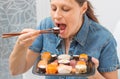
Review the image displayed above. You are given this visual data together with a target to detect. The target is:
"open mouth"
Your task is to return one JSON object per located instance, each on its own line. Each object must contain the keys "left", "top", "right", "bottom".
{"left": 56, "top": 23, "right": 66, "bottom": 34}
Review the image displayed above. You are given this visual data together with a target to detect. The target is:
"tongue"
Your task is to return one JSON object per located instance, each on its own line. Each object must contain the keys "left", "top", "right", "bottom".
{"left": 59, "top": 24, "right": 66, "bottom": 30}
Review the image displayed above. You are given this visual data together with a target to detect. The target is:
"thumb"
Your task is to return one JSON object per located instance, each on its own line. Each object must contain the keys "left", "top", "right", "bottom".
{"left": 91, "top": 57, "right": 99, "bottom": 69}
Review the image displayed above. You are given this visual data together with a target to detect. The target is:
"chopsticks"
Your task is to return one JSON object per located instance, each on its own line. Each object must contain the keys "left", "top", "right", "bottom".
{"left": 1, "top": 28, "right": 60, "bottom": 38}
{"left": 1, "top": 32, "right": 24, "bottom": 38}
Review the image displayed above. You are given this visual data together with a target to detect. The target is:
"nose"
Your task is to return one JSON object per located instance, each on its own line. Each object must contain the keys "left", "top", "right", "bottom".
{"left": 53, "top": 10, "right": 62, "bottom": 20}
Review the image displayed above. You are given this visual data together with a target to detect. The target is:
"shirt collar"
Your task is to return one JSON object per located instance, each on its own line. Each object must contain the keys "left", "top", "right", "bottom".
{"left": 74, "top": 14, "right": 91, "bottom": 46}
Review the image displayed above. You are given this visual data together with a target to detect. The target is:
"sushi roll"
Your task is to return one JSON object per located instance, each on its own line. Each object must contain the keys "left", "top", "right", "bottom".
{"left": 75, "top": 61, "right": 87, "bottom": 74}
{"left": 58, "top": 59, "right": 70, "bottom": 65}
{"left": 58, "top": 54, "right": 71, "bottom": 60}
{"left": 58, "top": 54, "right": 71, "bottom": 65}
{"left": 57, "top": 64, "right": 72, "bottom": 74}
{"left": 79, "top": 53, "right": 88, "bottom": 62}
{"left": 41, "top": 52, "right": 51, "bottom": 61}
{"left": 46, "top": 63, "right": 58, "bottom": 74}
{"left": 72, "top": 55, "right": 79, "bottom": 61}
{"left": 70, "top": 59, "right": 77, "bottom": 68}
{"left": 37, "top": 60, "right": 47, "bottom": 73}
{"left": 49, "top": 54, "right": 58, "bottom": 62}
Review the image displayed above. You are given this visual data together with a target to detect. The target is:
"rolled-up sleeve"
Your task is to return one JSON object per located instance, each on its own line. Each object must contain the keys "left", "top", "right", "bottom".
{"left": 98, "top": 36, "right": 120, "bottom": 72}
{"left": 29, "top": 35, "right": 43, "bottom": 53}
{"left": 29, "top": 19, "right": 45, "bottom": 53}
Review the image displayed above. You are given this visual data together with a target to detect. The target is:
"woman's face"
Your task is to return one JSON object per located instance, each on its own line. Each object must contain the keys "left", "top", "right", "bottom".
{"left": 50, "top": 0, "right": 87, "bottom": 38}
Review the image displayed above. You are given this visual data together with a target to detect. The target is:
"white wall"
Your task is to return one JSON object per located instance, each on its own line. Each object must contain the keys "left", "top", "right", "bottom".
{"left": 89, "top": 0, "right": 120, "bottom": 32}
{"left": 22, "top": 0, "right": 49, "bottom": 79}
{"left": 36, "top": 0, "right": 50, "bottom": 26}
{"left": 23, "top": 0, "right": 120, "bottom": 79}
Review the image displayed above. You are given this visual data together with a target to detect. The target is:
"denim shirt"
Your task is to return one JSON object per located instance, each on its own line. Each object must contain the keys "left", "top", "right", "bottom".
{"left": 29, "top": 15, "right": 120, "bottom": 79}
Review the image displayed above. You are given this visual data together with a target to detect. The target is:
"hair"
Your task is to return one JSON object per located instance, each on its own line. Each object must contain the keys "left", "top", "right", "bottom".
{"left": 75, "top": 0, "right": 99, "bottom": 23}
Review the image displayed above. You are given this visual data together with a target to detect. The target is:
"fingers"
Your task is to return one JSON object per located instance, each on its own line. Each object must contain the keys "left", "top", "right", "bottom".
{"left": 19, "top": 35, "right": 38, "bottom": 47}
{"left": 18, "top": 30, "right": 39, "bottom": 41}
{"left": 21, "top": 28, "right": 35, "bottom": 33}
{"left": 91, "top": 57, "right": 99, "bottom": 68}
{"left": 16, "top": 29, "right": 40, "bottom": 47}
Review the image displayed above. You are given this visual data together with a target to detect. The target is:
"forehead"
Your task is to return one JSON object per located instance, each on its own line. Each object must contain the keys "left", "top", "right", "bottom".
{"left": 50, "top": 0, "right": 78, "bottom": 6}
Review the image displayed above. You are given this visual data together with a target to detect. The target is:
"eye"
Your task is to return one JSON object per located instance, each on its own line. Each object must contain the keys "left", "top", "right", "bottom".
{"left": 51, "top": 6, "right": 57, "bottom": 11}
{"left": 63, "top": 9, "right": 70, "bottom": 12}
{"left": 62, "top": 7, "right": 70, "bottom": 12}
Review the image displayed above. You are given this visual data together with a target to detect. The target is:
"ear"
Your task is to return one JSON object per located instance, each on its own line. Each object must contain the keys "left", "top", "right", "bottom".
{"left": 80, "top": 1, "right": 88, "bottom": 14}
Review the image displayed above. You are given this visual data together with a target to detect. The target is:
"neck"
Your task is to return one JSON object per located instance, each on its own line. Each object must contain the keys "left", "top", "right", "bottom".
{"left": 64, "top": 37, "right": 73, "bottom": 54}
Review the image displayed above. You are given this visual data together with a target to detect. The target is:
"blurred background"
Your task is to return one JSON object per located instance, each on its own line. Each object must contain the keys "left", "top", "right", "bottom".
{"left": 0, "top": 0, "right": 120, "bottom": 79}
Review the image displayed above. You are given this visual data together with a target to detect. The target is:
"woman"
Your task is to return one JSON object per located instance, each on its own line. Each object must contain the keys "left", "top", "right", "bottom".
{"left": 9, "top": 0, "right": 120, "bottom": 79}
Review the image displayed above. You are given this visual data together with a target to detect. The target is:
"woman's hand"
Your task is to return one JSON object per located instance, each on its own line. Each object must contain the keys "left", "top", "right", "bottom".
{"left": 88, "top": 57, "right": 105, "bottom": 79}
{"left": 16, "top": 29, "right": 40, "bottom": 48}
{"left": 91, "top": 57, "right": 99, "bottom": 69}
{"left": 9, "top": 29, "right": 41, "bottom": 75}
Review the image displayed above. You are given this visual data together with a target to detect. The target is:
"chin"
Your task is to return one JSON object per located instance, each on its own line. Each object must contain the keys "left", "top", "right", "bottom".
{"left": 59, "top": 34, "right": 69, "bottom": 39}
{"left": 59, "top": 35, "right": 65, "bottom": 38}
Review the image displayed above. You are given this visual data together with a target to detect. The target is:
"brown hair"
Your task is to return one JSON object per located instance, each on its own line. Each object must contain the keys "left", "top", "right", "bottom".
{"left": 75, "top": 0, "right": 99, "bottom": 23}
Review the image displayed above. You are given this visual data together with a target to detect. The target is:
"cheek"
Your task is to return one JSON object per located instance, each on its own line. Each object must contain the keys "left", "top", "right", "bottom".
{"left": 67, "top": 16, "right": 81, "bottom": 32}
{"left": 50, "top": 11, "right": 55, "bottom": 19}
{"left": 66, "top": 15, "right": 76, "bottom": 23}
{"left": 50, "top": 12, "right": 53, "bottom": 18}
{"left": 67, "top": 12, "right": 80, "bottom": 23}
{"left": 68, "top": 17, "right": 79, "bottom": 27}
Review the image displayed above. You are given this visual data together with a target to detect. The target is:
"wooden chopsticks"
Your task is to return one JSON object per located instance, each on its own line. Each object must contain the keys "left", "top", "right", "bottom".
{"left": 1, "top": 28, "right": 60, "bottom": 38}
{"left": 1, "top": 32, "right": 24, "bottom": 38}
